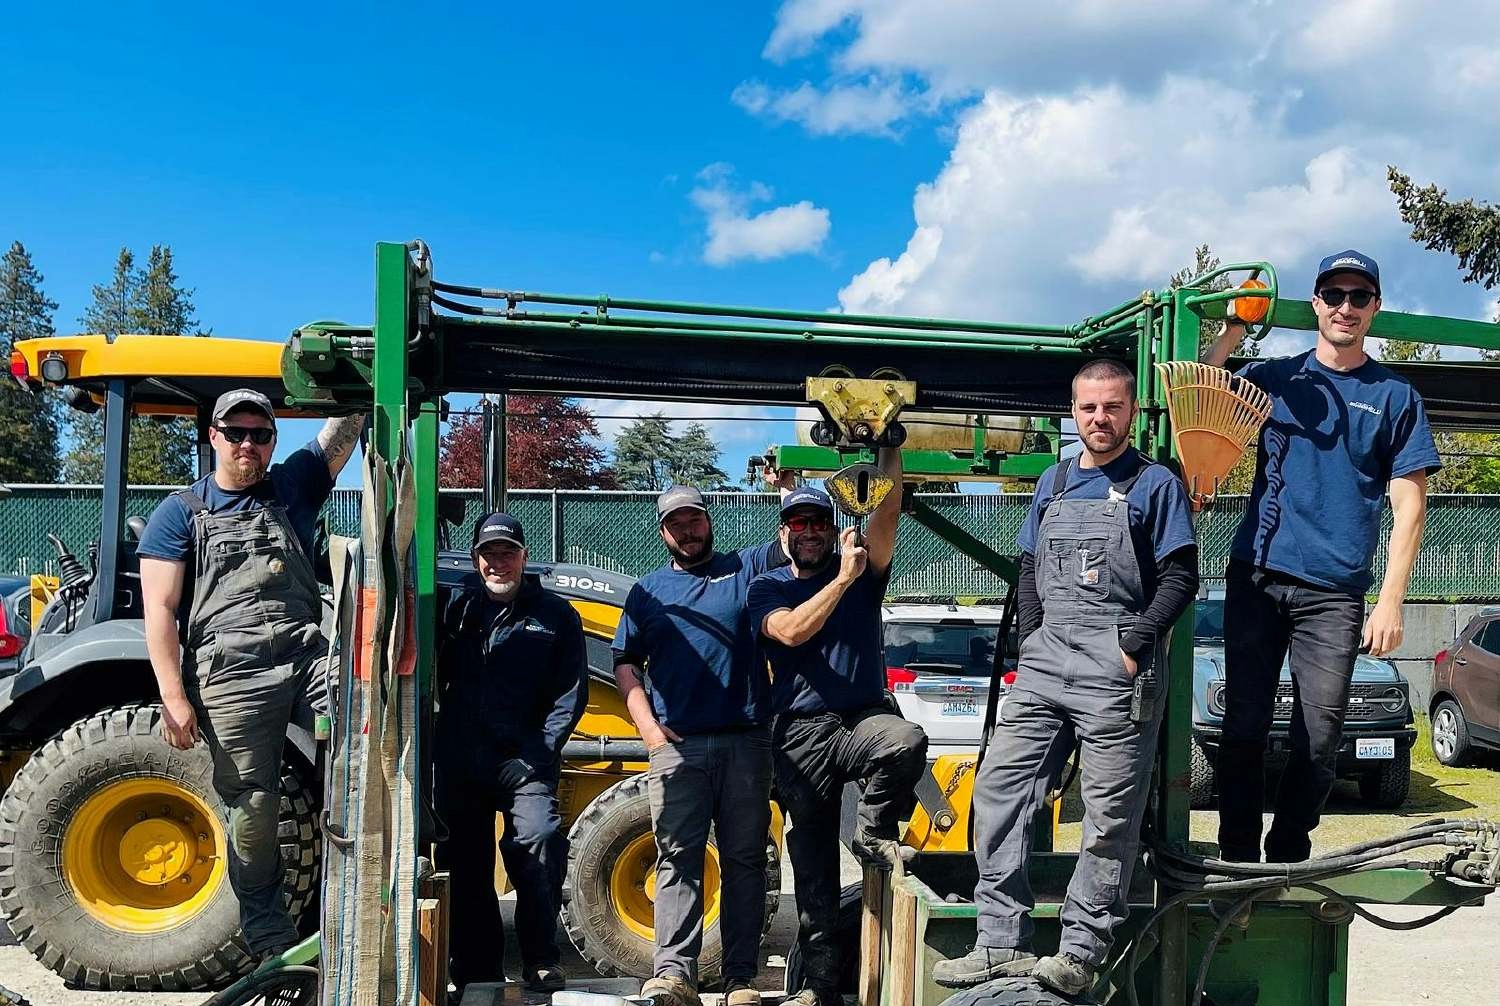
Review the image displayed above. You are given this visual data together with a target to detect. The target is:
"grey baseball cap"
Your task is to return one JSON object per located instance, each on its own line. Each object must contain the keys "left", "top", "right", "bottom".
{"left": 212, "top": 388, "right": 277, "bottom": 425}
{"left": 656, "top": 485, "right": 708, "bottom": 522}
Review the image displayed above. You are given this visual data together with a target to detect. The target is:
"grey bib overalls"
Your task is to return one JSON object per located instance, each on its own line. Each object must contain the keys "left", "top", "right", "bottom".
{"left": 971, "top": 454, "right": 1169, "bottom": 965}
{"left": 179, "top": 486, "right": 328, "bottom": 955}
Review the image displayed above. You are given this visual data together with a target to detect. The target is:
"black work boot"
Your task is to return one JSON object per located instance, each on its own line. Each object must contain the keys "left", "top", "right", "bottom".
{"left": 931, "top": 945, "right": 1038, "bottom": 988}
{"left": 1032, "top": 952, "right": 1096, "bottom": 996}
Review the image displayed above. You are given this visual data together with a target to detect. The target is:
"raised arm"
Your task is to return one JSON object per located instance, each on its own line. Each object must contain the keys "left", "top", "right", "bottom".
{"left": 1202, "top": 321, "right": 1247, "bottom": 369}
{"left": 1364, "top": 471, "right": 1428, "bottom": 657}
{"left": 863, "top": 446, "right": 903, "bottom": 575}
{"left": 317, "top": 414, "right": 366, "bottom": 479}
{"left": 141, "top": 557, "right": 197, "bottom": 749}
{"left": 759, "top": 527, "right": 867, "bottom": 647}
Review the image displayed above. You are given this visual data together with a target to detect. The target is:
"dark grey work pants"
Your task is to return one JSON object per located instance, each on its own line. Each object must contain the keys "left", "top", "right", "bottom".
{"left": 646, "top": 727, "right": 773, "bottom": 986}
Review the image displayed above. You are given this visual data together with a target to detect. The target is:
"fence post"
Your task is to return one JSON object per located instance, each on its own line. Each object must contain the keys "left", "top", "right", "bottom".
{"left": 551, "top": 489, "right": 561, "bottom": 563}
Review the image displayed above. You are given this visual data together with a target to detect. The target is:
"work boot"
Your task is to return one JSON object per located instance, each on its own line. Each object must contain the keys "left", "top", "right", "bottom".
{"left": 524, "top": 966, "right": 567, "bottom": 992}
{"left": 931, "top": 946, "right": 1037, "bottom": 988}
{"left": 781, "top": 989, "right": 823, "bottom": 1006}
{"left": 1032, "top": 953, "right": 1096, "bottom": 996}
{"left": 724, "top": 980, "right": 760, "bottom": 1006}
{"left": 642, "top": 974, "right": 701, "bottom": 1006}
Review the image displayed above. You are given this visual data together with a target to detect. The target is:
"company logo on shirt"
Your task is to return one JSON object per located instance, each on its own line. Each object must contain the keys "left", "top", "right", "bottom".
{"left": 1349, "top": 401, "right": 1382, "bottom": 417}
{"left": 709, "top": 573, "right": 736, "bottom": 583}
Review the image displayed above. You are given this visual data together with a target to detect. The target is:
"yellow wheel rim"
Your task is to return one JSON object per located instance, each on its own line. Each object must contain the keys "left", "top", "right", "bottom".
{"left": 61, "top": 777, "right": 227, "bottom": 933}
{"left": 607, "top": 833, "right": 721, "bottom": 942}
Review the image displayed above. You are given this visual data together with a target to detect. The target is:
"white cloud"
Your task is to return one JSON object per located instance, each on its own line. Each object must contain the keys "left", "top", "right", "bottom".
{"left": 690, "top": 163, "right": 831, "bottom": 266}
{"left": 732, "top": 77, "right": 916, "bottom": 137}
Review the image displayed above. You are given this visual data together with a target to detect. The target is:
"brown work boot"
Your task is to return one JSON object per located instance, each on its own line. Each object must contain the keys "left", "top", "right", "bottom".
{"left": 643, "top": 974, "right": 701, "bottom": 1006}
{"left": 724, "top": 981, "right": 760, "bottom": 1006}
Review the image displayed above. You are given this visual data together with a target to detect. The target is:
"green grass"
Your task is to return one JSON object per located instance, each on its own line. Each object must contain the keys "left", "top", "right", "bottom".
{"left": 1054, "top": 713, "right": 1499, "bottom": 854}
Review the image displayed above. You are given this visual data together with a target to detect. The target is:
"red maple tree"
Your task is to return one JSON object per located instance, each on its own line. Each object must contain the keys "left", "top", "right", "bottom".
{"left": 439, "top": 396, "right": 617, "bottom": 489}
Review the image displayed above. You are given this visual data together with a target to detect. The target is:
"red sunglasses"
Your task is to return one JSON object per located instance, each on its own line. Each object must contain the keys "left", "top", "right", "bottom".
{"left": 783, "top": 514, "right": 834, "bottom": 533}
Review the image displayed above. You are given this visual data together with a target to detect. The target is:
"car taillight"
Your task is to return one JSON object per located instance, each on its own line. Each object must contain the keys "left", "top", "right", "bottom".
{"left": 1434, "top": 648, "right": 1448, "bottom": 668}
{"left": 1002, "top": 670, "right": 1017, "bottom": 687}
{"left": 9, "top": 351, "right": 27, "bottom": 381}
{"left": 0, "top": 604, "right": 17, "bottom": 658}
{"left": 887, "top": 667, "right": 918, "bottom": 690}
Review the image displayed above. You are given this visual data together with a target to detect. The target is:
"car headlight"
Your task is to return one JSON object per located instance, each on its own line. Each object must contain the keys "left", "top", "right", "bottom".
{"left": 1377, "top": 685, "right": 1407, "bottom": 716}
{"left": 1207, "top": 679, "right": 1227, "bottom": 717}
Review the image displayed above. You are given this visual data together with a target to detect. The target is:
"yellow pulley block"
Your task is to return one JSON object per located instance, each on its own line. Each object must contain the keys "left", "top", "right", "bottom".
{"left": 825, "top": 463, "right": 897, "bottom": 518}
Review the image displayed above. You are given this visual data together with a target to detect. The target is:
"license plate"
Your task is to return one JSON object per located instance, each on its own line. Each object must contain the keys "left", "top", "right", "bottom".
{"left": 1356, "top": 738, "right": 1395, "bottom": 760}
{"left": 941, "top": 699, "right": 979, "bottom": 717}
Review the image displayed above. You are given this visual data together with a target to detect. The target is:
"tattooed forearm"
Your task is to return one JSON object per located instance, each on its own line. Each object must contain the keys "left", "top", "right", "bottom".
{"left": 318, "top": 414, "right": 365, "bottom": 477}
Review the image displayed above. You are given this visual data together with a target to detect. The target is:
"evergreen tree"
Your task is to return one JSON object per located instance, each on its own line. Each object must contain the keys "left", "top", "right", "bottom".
{"left": 669, "top": 422, "right": 730, "bottom": 490}
{"left": 64, "top": 246, "right": 203, "bottom": 484}
{"left": 612, "top": 414, "right": 676, "bottom": 491}
{"left": 0, "top": 241, "right": 63, "bottom": 481}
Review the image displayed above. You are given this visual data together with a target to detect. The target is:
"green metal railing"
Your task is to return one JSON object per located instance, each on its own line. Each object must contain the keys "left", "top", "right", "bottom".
{"left": 4, "top": 485, "right": 1498, "bottom": 600}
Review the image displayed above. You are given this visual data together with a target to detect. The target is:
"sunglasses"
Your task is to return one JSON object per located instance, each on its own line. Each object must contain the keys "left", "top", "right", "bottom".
{"left": 1317, "top": 288, "right": 1376, "bottom": 310}
{"left": 783, "top": 514, "right": 834, "bottom": 533}
{"left": 216, "top": 424, "right": 275, "bottom": 446}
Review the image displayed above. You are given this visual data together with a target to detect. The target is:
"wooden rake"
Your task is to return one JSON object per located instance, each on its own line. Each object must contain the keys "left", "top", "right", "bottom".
{"left": 1154, "top": 361, "right": 1273, "bottom": 511}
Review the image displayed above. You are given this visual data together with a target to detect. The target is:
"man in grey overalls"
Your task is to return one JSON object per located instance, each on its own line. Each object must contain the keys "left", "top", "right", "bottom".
{"left": 933, "top": 359, "right": 1199, "bottom": 996}
{"left": 139, "top": 389, "right": 363, "bottom": 962}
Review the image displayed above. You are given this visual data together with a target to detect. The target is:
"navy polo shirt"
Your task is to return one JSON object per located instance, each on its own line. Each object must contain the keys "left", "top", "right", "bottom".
{"left": 748, "top": 561, "right": 889, "bottom": 716}
{"left": 1232, "top": 351, "right": 1440, "bottom": 594}
{"left": 1018, "top": 449, "right": 1197, "bottom": 577}
{"left": 612, "top": 540, "right": 786, "bottom": 734}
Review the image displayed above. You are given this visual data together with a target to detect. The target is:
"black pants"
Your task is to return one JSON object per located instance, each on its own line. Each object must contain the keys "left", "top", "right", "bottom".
{"left": 774, "top": 704, "right": 927, "bottom": 999}
{"left": 1216, "top": 560, "right": 1364, "bottom": 863}
{"left": 435, "top": 764, "right": 566, "bottom": 988}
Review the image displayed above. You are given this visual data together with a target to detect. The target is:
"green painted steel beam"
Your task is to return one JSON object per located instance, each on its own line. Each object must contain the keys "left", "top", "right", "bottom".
{"left": 908, "top": 498, "right": 1019, "bottom": 585}
{"left": 1265, "top": 869, "right": 1491, "bottom": 907}
{"left": 1269, "top": 298, "right": 1500, "bottom": 352}
{"left": 771, "top": 444, "right": 1058, "bottom": 481}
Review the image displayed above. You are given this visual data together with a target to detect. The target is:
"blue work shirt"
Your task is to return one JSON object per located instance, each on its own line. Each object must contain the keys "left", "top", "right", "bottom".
{"left": 1018, "top": 449, "right": 1197, "bottom": 579}
{"left": 749, "top": 561, "right": 889, "bottom": 716}
{"left": 137, "top": 442, "right": 333, "bottom": 562}
{"left": 1232, "top": 351, "right": 1440, "bottom": 594}
{"left": 612, "top": 540, "right": 787, "bottom": 734}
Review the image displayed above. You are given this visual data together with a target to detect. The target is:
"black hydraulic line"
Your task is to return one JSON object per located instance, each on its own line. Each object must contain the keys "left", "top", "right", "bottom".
{"left": 1296, "top": 883, "right": 1484, "bottom": 930}
{"left": 432, "top": 292, "right": 507, "bottom": 317}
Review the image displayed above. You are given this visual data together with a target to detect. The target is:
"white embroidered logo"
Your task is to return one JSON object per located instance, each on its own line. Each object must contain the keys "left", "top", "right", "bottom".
{"left": 1350, "top": 401, "right": 1382, "bottom": 417}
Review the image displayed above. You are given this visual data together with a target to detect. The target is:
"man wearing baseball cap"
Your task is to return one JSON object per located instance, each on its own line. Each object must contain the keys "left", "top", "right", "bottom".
{"left": 748, "top": 448, "right": 926, "bottom": 1006}
{"left": 433, "top": 511, "right": 588, "bottom": 995}
{"left": 613, "top": 469, "right": 794, "bottom": 1006}
{"left": 139, "top": 390, "right": 364, "bottom": 962}
{"left": 1203, "top": 250, "right": 1439, "bottom": 863}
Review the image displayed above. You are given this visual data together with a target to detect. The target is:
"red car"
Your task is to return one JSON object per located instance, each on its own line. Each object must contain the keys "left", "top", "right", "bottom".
{"left": 1430, "top": 606, "right": 1500, "bottom": 766}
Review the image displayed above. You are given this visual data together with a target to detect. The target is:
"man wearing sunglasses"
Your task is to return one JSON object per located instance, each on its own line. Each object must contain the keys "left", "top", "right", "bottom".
{"left": 138, "top": 388, "right": 364, "bottom": 964}
{"left": 612, "top": 470, "right": 794, "bottom": 1006}
{"left": 1202, "top": 250, "right": 1439, "bottom": 865}
{"left": 748, "top": 449, "right": 926, "bottom": 1006}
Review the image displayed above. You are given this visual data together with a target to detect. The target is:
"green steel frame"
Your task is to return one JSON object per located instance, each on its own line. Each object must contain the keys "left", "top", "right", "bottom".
{"left": 288, "top": 243, "right": 1500, "bottom": 1006}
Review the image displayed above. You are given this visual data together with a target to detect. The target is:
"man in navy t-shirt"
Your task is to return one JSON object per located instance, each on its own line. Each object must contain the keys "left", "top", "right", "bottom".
{"left": 747, "top": 451, "right": 927, "bottom": 1006}
{"left": 613, "top": 474, "right": 792, "bottom": 1006}
{"left": 1203, "top": 250, "right": 1439, "bottom": 863}
{"left": 138, "top": 389, "right": 363, "bottom": 961}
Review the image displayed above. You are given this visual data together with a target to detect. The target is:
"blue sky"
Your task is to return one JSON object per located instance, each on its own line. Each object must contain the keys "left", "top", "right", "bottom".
{"left": 6, "top": 2, "right": 1498, "bottom": 486}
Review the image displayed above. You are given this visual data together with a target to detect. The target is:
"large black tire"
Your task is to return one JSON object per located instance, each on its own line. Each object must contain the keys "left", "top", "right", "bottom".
{"left": 0, "top": 705, "right": 319, "bottom": 991}
{"left": 941, "top": 976, "right": 1087, "bottom": 1006}
{"left": 784, "top": 882, "right": 861, "bottom": 997}
{"left": 561, "top": 773, "right": 780, "bottom": 983}
{"left": 1430, "top": 699, "right": 1473, "bottom": 767}
{"left": 1188, "top": 738, "right": 1216, "bottom": 810}
{"left": 1358, "top": 746, "right": 1411, "bottom": 809}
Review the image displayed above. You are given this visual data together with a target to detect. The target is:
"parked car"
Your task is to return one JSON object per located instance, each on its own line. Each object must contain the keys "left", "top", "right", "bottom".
{"left": 1429, "top": 606, "right": 1500, "bottom": 766}
{"left": 883, "top": 601, "right": 1015, "bottom": 757}
{"left": 0, "top": 576, "right": 30, "bottom": 677}
{"left": 1190, "top": 590, "right": 1415, "bottom": 809}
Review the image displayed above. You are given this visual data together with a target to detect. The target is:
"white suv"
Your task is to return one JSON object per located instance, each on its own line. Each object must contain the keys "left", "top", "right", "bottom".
{"left": 882, "top": 602, "right": 1015, "bottom": 757}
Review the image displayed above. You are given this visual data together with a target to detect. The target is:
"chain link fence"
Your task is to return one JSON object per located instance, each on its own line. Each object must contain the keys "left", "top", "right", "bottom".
{"left": 3, "top": 485, "right": 1498, "bottom": 600}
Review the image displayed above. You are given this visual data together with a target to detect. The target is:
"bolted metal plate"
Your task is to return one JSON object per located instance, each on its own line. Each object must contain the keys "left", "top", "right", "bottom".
{"left": 825, "top": 463, "right": 896, "bottom": 517}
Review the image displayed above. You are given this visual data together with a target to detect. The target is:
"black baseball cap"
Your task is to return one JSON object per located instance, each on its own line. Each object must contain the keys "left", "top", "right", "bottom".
{"left": 472, "top": 511, "right": 526, "bottom": 551}
{"left": 656, "top": 485, "right": 709, "bottom": 522}
{"left": 212, "top": 388, "right": 277, "bottom": 426}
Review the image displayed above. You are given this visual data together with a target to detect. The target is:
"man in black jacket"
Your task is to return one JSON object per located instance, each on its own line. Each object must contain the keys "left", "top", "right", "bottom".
{"left": 435, "top": 512, "right": 589, "bottom": 996}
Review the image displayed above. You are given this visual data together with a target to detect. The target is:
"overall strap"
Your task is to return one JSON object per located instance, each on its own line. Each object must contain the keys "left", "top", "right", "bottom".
{"left": 1108, "top": 448, "right": 1153, "bottom": 497}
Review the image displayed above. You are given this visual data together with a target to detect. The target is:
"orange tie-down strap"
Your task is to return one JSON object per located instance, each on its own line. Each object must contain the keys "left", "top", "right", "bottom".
{"left": 354, "top": 586, "right": 418, "bottom": 680}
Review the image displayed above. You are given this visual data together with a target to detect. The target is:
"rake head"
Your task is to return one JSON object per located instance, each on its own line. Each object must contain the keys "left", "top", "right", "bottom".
{"left": 1154, "top": 361, "right": 1273, "bottom": 510}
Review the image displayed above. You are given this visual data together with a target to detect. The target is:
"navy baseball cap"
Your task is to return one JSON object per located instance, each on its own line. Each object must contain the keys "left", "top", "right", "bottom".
{"left": 781, "top": 486, "right": 834, "bottom": 517}
{"left": 472, "top": 511, "right": 526, "bottom": 551}
{"left": 656, "top": 485, "right": 708, "bottom": 522}
{"left": 1314, "top": 250, "right": 1380, "bottom": 296}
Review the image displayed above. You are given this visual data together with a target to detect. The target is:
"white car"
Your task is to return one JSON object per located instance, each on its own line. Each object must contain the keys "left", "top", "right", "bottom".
{"left": 883, "top": 602, "right": 1015, "bottom": 757}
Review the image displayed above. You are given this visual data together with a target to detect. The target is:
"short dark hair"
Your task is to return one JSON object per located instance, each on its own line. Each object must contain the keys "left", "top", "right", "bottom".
{"left": 1072, "top": 358, "right": 1136, "bottom": 401}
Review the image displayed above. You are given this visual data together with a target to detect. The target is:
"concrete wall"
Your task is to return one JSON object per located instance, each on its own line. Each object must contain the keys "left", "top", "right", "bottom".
{"left": 1379, "top": 602, "right": 1493, "bottom": 711}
